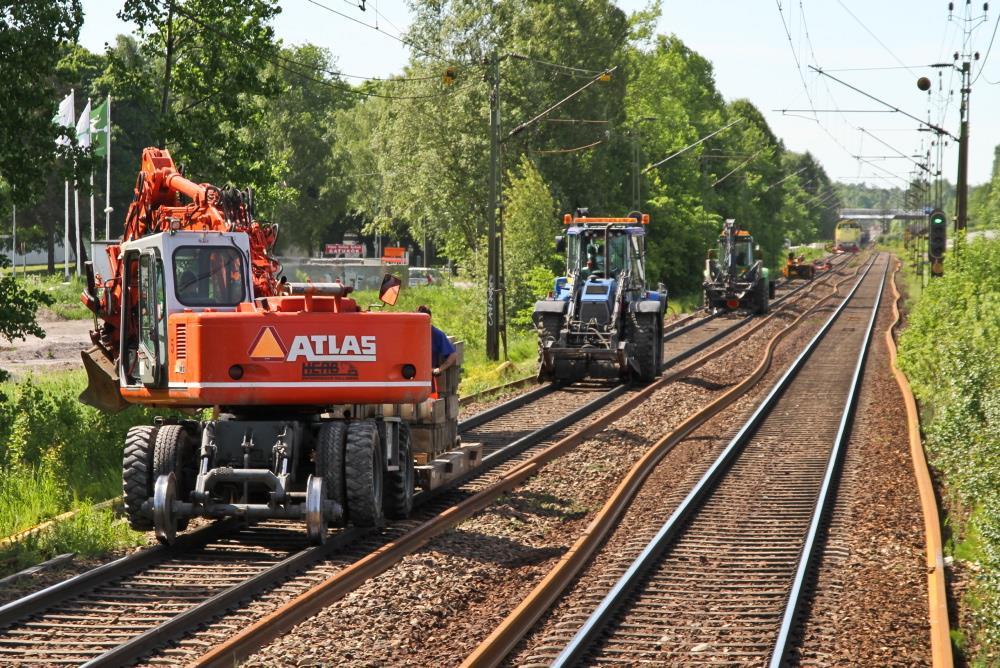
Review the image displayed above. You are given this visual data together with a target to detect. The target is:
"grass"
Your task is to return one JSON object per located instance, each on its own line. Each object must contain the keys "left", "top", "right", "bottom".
{"left": 0, "top": 504, "right": 145, "bottom": 576}
{"left": 13, "top": 273, "right": 92, "bottom": 320}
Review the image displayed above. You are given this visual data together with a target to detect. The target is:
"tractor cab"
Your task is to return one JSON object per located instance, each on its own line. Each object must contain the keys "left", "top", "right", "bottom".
{"left": 534, "top": 211, "right": 666, "bottom": 383}
{"left": 703, "top": 218, "right": 773, "bottom": 315}
{"left": 116, "top": 230, "right": 253, "bottom": 389}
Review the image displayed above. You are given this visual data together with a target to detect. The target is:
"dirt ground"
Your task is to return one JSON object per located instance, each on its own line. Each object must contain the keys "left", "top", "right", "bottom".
{"left": 0, "top": 312, "right": 91, "bottom": 378}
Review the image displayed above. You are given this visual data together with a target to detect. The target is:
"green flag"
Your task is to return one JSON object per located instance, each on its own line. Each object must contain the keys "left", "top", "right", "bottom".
{"left": 91, "top": 98, "right": 109, "bottom": 157}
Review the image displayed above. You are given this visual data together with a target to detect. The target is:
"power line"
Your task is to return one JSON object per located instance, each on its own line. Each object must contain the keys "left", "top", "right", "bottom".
{"left": 302, "top": 0, "right": 453, "bottom": 63}
{"left": 712, "top": 148, "right": 768, "bottom": 187}
{"left": 534, "top": 139, "right": 605, "bottom": 154}
{"left": 643, "top": 118, "right": 744, "bottom": 174}
{"left": 174, "top": 5, "right": 473, "bottom": 100}
{"left": 972, "top": 12, "right": 1000, "bottom": 84}
{"left": 835, "top": 0, "right": 919, "bottom": 76}
{"left": 507, "top": 66, "right": 618, "bottom": 139}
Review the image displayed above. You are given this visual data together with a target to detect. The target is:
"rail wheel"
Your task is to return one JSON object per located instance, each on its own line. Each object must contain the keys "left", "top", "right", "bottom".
{"left": 153, "top": 424, "right": 194, "bottom": 532}
{"left": 123, "top": 425, "right": 157, "bottom": 531}
{"left": 345, "top": 420, "right": 384, "bottom": 527}
{"left": 383, "top": 422, "right": 414, "bottom": 519}
{"left": 316, "top": 421, "right": 347, "bottom": 519}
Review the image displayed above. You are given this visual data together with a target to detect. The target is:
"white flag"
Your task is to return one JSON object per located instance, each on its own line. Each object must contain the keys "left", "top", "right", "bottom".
{"left": 54, "top": 90, "right": 75, "bottom": 147}
{"left": 76, "top": 99, "right": 91, "bottom": 148}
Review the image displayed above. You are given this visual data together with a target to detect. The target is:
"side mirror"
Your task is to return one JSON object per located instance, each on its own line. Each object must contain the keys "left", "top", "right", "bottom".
{"left": 555, "top": 235, "right": 566, "bottom": 253}
{"left": 379, "top": 273, "right": 402, "bottom": 306}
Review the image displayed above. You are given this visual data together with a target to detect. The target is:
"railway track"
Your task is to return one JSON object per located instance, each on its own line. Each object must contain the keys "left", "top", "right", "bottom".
{"left": 0, "top": 254, "right": 855, "bottom": 666}
{"left": 534, "top": 253, "right": 889, "bottom": 666}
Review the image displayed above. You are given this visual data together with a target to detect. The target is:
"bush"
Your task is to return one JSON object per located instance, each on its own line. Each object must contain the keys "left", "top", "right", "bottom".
{"left": 0, "top": 371, "right": 179, "bottom": 536}
{"left": 898, "top": 238, "right": 1000, "bottom": 654}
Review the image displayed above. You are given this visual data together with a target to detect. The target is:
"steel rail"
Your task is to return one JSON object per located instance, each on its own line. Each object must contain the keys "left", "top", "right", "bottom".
{"left": 768, "top": 258, "right": 887, "bottom": 666}
{"left": 1, "top": 255, "right": 852, "bottom": 665}
{"left": 51, "top": 385, "right": 625, "bottom": 668}
{"left": 883, "top": 258, "right": 953, "bottom": 667}
{"left": 459, "top": 254, "right": 874, "bottom": 668}
{"left": 192, "top": 254, "right": 863, "bottom": 668}
{"left": 550, "top": 254, "right": 883, "bottom": 667}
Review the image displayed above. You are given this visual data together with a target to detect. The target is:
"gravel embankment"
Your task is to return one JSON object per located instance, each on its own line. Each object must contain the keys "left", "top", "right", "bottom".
{"left": 242, "top": 276, "right": 846, "bottom": 667}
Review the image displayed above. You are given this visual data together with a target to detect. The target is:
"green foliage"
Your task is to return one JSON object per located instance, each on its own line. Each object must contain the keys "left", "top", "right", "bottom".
{"left": 503, "top": 156, "right": 560, "bottom": 324}
{"left": 16, "top": 274, "right": 91, "bottom": 320}
{"left": 0, "top": 505, "right": 145, "bottom": 575}
{"left": 898, "top": 238, "right": 1000, "bottom": 656}
{"left": 0, "top": 258, "right": 55, "bottom": 357}
{"left": 0, "top": 371, "right": 178, "bottom": 535}
{"left": 0, "top": 1, "right": 83, "bottom": 210}
{"left": 112, "top": 0, "right": 283, "bottom": 195}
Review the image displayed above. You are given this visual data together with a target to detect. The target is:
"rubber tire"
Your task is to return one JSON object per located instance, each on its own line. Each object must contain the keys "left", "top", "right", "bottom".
{"left": 345, "top": 420, "right": 384, "bottom": 527}
{"left": 316, "top": 421, "right": 347, "bottom": 516}
{"left": 535, "top": 313, "right": 562, "bottom": 382}
{"left": 153, "top": 425, "right": 193, "bottom": 531}
{"left": 768, "top": 278, "right": 776, "bottom": 298}
{"left": 383, "top": 423, "right": 414, "bottom": 520}
{"left": 123, "top": 425, "right": 157, "bottom": 531}
{"left": 755, "top": 278, "right": 770, "bottom": 315}
{"left": 627, "top": 313, "right": 661, "bottom": 384}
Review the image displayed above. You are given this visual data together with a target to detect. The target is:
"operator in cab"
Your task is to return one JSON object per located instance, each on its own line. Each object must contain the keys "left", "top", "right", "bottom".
{"left": 416, "top": 304, "right": 457, "bottom": 377}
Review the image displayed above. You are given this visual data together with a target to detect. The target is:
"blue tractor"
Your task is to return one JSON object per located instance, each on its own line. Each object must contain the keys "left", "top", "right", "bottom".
{"left": 532, "top": 210, "right": 667, "bottom": 383}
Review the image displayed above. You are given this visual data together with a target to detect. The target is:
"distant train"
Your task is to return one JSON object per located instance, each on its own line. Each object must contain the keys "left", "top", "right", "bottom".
{"left": 834, "top": 220, "right": 868, "bottom": 253}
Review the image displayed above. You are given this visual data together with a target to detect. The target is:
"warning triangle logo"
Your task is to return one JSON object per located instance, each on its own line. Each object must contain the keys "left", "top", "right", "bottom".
{"left": 248, "top": 326, "right": 287, "bottom": 361}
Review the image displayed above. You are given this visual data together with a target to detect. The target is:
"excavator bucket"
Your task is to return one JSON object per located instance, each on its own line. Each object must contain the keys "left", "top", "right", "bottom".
{"left": 80, "top": 345, "right": 129, "bottom": 413}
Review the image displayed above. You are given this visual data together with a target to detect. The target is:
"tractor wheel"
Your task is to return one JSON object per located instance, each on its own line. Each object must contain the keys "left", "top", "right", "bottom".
{"left": 755, "top": 278, "right": 770, "bottom": 315}
{"left": 535, "top": 313, "right": 562, "bottom": 382}
{"left": 383, "top": 422, "right": 414, "bottom": 520}
{"left": 768, "top": 279, "right": 776, "bottom": 299}
{"left": 627, "top": 313, "right": 661, "bottom": 383}
{"left": 345, "top": 420, "right": 384, "bottom": 527}
{"left": 123, "top": 425, "right": 157, "bottom": 531}
{"left": 316, "top": 421, "right": 348, "bottom": 518}
{"left": 153, "top": 425, "right": 195, "bottom": 531}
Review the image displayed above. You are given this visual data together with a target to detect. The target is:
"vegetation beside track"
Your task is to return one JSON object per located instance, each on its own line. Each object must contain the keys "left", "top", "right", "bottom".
{"left": 0, "top": 371, "right": 172, "bottom": 572}
{"left": 897, "top": 238, "right": 1000, "bottom": 663}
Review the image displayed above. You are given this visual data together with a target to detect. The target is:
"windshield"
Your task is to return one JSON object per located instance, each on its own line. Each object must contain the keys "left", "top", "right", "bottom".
{"left": 568, "top": 229, "right": 629, "bottom": 278}
{"left": 719, "top": 238, "right": 754, "bottom": 268}
{"left": 173, "top": 246, "right": 246, "bottom": 307}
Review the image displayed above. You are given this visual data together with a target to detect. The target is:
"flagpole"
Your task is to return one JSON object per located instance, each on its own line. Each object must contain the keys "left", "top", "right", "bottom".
{"left": 74, "top": 176, "right": 81, "bottom": 275}
{"left": 64, "top": 180, "right": 70, "bottom": 280}
{"left": 105, "top": 94, "right": 112, "bottom": 240}
{"left": 11, "top": 201, "right": 15, "bottom": 279}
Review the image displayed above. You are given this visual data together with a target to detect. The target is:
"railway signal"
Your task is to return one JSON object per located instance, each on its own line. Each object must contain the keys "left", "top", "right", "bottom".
{"left": 928, "top": 208, "right": 946, "bottom": 276}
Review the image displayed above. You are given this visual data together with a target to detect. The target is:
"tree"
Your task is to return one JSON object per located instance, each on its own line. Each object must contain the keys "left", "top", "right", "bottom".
{"left": 0, "top": 1, "right": 83, "bottom": 211}
{"left": 0, "top": 257, "right": 54, "bottom": 380}
{"left": 262, "top": 45, "right": 354, "bottom": 256}
{"left": 503, "top": 156, "right": 560, "bottom": 323}
{"left": 112, "top": 0, "right": 283, "bottom": 195}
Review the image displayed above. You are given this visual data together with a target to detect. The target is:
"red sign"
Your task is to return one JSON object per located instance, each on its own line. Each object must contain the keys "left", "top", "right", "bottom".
{"left": 382, "top": 246, "right": 407, "bottom": 264}
{"left": 324, "top": 243, "right": 364, "bottom": 257}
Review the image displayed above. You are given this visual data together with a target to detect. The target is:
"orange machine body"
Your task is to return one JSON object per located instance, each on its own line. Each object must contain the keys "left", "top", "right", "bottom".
{"left": 121, "top": 305, "right": 432, "bottom": 407}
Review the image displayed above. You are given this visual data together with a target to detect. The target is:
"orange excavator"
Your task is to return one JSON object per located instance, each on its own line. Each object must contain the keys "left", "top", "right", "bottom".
{"left": 81, "top": 148, "right": 434, "bottom": 543}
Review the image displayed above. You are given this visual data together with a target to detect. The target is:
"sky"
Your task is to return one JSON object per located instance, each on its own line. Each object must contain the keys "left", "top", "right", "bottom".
{"left": 78, "top": 0, "right": 1000, "bottom": 187}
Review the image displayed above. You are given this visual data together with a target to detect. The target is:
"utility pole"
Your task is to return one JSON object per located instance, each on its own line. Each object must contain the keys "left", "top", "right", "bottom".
{"left": 485, "top": 50, "right": 505, "bottom": 361}
{"left": 956, "top": 59, "right": 970, "bottom": 233}
{"left": 160, "top": 0, "right": 175, "bottom": 146}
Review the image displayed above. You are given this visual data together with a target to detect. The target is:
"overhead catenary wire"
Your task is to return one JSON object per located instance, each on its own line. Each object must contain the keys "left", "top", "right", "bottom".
{"left": 534, "top": 139, "right": 606, "bottom": 155}
{"left": 834, "top": 0, "right": 920, "bottom": 76}
{"left": 173, "top": 4, "right": 475, "bottom": 100}
{"left": 642, "top": 118, "right": 744, "bottom": 174}
{"left": 972, "top": 12, "right": 1000, "bottom": 84}
{"left": 507, "top": 66, "right": 618, "bottom": 139}
{"left": 857, "top": 127, "right": 930, "bottom": 173}
{"left": 712, "top": 148, "right": 768, "bottom": 187}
